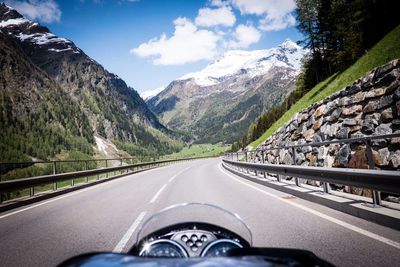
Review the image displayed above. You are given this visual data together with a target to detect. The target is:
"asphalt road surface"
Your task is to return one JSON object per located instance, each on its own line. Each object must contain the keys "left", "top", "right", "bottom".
{"left": 0, "top": 158, "right": 399, "bottom": 266}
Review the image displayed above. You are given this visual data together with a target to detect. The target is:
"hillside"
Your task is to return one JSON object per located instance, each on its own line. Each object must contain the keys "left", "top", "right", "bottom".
{"left": 147, "top": 40, "right": 306, "bottom": 144}
{"left": 0, "top": 3, "right": 182, "bottom": 161}
{"left": 250, "top": 25, "right": 400, "bottom": 148}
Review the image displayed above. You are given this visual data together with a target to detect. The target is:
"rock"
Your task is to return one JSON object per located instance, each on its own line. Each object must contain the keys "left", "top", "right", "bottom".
{"left": 381, "top": 107, "right": 393, "bottom": 121}
{"left": 324, "top": 154, "right": 335, "bottom": 167}
{"left": 397, "top": 101, "right": 400, "bottom": 116}
{"left": 306, "top": 115, "right": 315, "bottom": 128}
{"left": 390, "top": 151, "right": 400, "bottom": 168}
{"left": 390, "top": 130, "right": 400, "bottom": 144}
{"left": 301, "top": 145, "right": 312, "bottom": 154}
{"left": 328, "top": 143, "right": 341, "bottom": 155}
{"left": 314, "top": 105, "right": 326, "bottom": 117}
{"left": 349, "top": 125, "right": 362, "bottom": 133}
{"left": 333, "top": 144, "right": 351, "bottom": 167}
{"left": 373, "top": 69, "right": 396, "bottom": 88}
{"left": 365, "top": 88, "right": 386, "bottom": 98}
{"left": 347, "top": 84, "right": 361, "bottom": 95}
{"left": 306, "top": 152, "right": 317, "bottom": 166}
{"left": 295, "top": 152, "right": 305, "bottom": 165}
{"left": 336, "top": 127, "right": 349, "bottom": 139}
{"left": 312, "top": 118, "right": 323, "bottom": 130}
{"left": 313, "top": 132, "right": 323, "bottom": 143}
{"left": 363, "top": 95, "right": 393, "bottom": 113}
{"left": 317, "top": 146, "right": 328, "bottom": 161}
{"left": 394, "top": 88, "right": 400, "bottom": 100}
{"left": 342, "top": 105, "right": 362, "bottom": 116}
{"left": 303, "top": 128, "right": 315, "bottom": 142}
{"left": 348, "top": 146, "right": 369, "bottom": 169}
{"left": 329, "top": 108, "right": 342, "bottom": 122}
{"left": 343, "top": 118, "right": 358, "bottom": 126}
{"left": 350, "top": 91, "right": 365, "bottom": 104}
{"left": 374, "top": 123, "right": 392, "bottom": 136}
{"left": 373, "top": 148, "right": 390, "bottom": 166}
{"left": 386, "top": 80, "right": 399, "bottom": 94}
{"left": 373, "top": 62, "right": 396, "bottom": 79}
{"left": 339, "top": 96, "right": 351, "bottom": 106}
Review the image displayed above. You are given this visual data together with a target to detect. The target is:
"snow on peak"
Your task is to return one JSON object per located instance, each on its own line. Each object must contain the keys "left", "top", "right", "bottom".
{"left": 178, "top": 39, "right": 305, "bottom": 87}
{"left": 140, "top": 85, "right": 166, "bottom": 100}
{"left": 0, "top": 5, "right": 79, "bottom": 53}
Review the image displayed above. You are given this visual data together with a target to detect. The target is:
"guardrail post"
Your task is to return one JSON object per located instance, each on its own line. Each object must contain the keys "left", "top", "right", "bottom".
{"left": 53, "top": 162, "right": 57, "bottom": 191}
{"left": 261, "top": 150, "right": 266, "bottom": 178}
{"left": 292, "top": 147, "right": 300, "bottom": 187}
{"left": 365, "top": 140, "right": 381, "bottom": 206}
{"left": 85, "top": 161, "right": 89, "bottom": 183}
{"left": 105, "top": 159, "right": 108, "bottom": 178}
{"left": 30, "top": 187, "right": 34, "bottom": 197}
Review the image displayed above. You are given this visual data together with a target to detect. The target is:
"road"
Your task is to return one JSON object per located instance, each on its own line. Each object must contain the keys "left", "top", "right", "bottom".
{"left": 0, "top": 158, "right": 399, "bottom": 266}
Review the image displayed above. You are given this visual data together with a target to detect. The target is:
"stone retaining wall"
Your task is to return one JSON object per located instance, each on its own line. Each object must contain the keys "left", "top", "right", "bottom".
{"left": 256, "top": 59, "right": 400, "bottom": 197}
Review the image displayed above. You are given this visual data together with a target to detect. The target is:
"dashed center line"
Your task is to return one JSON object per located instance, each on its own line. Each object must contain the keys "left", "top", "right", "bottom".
{"left": 150, "top": 184, "right": 167, "bottom": 203}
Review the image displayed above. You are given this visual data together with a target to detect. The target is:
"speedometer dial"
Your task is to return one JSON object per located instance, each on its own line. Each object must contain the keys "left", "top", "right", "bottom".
{"left": 201, "top": 239, "right": 243, "bottom": 257}
{"left": 139, "top": 240, "right": 188, "bottom": 258}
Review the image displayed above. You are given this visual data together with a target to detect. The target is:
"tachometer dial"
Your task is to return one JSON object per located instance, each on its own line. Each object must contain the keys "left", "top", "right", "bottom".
{"left": 139, "top": 240, "right": 188, "bottom": 258}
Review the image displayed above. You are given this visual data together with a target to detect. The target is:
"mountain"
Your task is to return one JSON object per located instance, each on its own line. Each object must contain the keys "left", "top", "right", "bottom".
{"left": 147, "top": 40, "right": 306, "bottom": 143}
{"left": 0, "top": 3, "right": 181, "bottom": 161}
{"left": 140, "top": 85, "right": 166, "bottom": 101}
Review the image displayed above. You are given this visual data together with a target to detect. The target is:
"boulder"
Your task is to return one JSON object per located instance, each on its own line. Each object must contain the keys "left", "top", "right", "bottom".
{"left": 336, "top": 127, "right": 349, "bottom": 139}
{"left": 348, "top": 146, "right": 369, "bottom": 169}
{"left": 374, "top": 123, "right": 392, "bottom": 135}
{"left": 390, "top": 151, "right": 400, "bottom": 168}
{"left": 381, "top": 107, "right": 393, "bottom": 121}
{"left": 372, "top": 147, "right": 390, "bottom": 166}
{"left": 342, "top": 105, "right": 362, "bottom": 116}
{"left": 333, "top": 144, "right": 351, "bottom": 167}
{"left": 303, "top": 128, "right": 315, "bottom": 142}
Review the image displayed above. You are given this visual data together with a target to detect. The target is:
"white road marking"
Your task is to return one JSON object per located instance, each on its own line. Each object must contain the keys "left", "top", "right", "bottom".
{"left": 0, "top": 181, "right": 118, "bottom": 220}
{"left": 167, "top": 166, "right": 192, "bottom": 183}
{"left": 113, "top": 211, "right": 147, "bottom": 253}
{"left": 150, "top": 184, "right": 167, "bottom": 203}
{"left": 219, "top": 163, "right": 400, "bottom": 250}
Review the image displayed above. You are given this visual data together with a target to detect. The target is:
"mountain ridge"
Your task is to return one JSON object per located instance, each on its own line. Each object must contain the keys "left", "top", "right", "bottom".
{"left": 0, "top": 3, "right": 181, "bottom": 161}
{"left": 146, "top": 39, "right": 306, "bottom": 143}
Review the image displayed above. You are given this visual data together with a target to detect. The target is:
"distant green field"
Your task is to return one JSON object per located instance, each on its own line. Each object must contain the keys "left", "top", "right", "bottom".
{"left": 162, "top": 144, "right": 229, "bottom": 159}
{"left": 250, "top": 25, "right": 400, "bottom": 149}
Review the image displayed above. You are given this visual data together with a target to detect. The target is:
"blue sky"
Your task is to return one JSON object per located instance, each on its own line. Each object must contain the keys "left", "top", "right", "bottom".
{"left": 5, "top": 0, "right": 303, "bottom": 93}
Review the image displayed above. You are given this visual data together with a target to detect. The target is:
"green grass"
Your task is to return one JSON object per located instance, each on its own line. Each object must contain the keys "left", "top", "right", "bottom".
{"left": 162, "top": 144, "right": 229, "bottom": 159}
{"left": 250, "top": 25, "right": 400, "bottom": 148}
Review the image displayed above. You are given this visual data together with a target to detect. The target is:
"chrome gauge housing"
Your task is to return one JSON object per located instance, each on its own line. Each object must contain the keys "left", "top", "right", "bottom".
{"left": 201, "top": 239, "right": 243, "bottom": 257}
{"left": 139, "top": 239, "right": 188, "bottom": 258}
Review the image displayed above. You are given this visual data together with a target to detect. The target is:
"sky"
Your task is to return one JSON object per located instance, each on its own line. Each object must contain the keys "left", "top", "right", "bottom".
{"left": 4, "top": 0, "right": 303, "bottom": 94}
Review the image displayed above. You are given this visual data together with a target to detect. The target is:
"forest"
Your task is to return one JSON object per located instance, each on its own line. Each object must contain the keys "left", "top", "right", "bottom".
{"left": 232, "top": 0, "right": 400, "bottom": 151}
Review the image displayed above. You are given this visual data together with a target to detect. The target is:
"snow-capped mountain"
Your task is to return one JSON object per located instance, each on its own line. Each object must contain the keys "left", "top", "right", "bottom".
{"left": 140, "top": 85, "right": 166, "bottom": 101}
{"left": 147, "top": 40, "right": 306, "bottom": 143}
{"left": 178, "top": 39, "right": 305, "bottom": 87}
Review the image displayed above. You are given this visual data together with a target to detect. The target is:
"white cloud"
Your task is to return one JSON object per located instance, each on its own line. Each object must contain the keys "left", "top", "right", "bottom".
{"left": 5, "top": 0, "right": 61, "bottom": 23}
{"left": 195, "top": 6, "right": 236, "bottom": 27}
{"left": 231, "top": 0, "right": 296, "bottom": 31}
{"left": 209, "top": 0, "right": 229, "bottom": 7}
{"left": 228, "top": 24, "right": 261, "bottom": 49}
{"left": 131, "top": 17, "right": 220, "bottom": 65}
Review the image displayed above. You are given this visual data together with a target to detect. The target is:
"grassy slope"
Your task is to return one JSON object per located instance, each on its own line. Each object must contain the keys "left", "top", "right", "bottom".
{"left": 161, "top": 144, "right": 229, "bottom": 159}
{"left": 250, "top": 25, "right": 400, "bottom": 148}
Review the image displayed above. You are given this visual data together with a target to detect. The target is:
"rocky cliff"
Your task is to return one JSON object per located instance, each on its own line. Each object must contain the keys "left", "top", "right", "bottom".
{"left": 257, "top": 59, "right": 400, "bottom": 195}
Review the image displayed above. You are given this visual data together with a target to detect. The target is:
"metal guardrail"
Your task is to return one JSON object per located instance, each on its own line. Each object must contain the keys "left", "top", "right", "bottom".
{"left": 225, "top": 133, "right": 400, "bottom": 206}
{"left": 0, "top": 157, "right": 208, "bottom": 203}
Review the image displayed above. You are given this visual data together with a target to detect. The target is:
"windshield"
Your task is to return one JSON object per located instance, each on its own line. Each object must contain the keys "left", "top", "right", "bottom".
{"left": 136, "top": 203, "right": 252, "bottom": 246}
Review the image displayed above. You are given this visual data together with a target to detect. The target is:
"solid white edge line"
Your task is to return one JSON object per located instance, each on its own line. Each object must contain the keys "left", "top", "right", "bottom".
{"left": 113, "top": 211, "right": 147, "bottom": 253}
{"left": 150, "top": 184, "right": 167, "bottom": 203}
{"left": 0, "top": 181, "right": 117, "bottom": 220}
{"left": 219, "top": 163, "right": 400, "bottom": 250}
